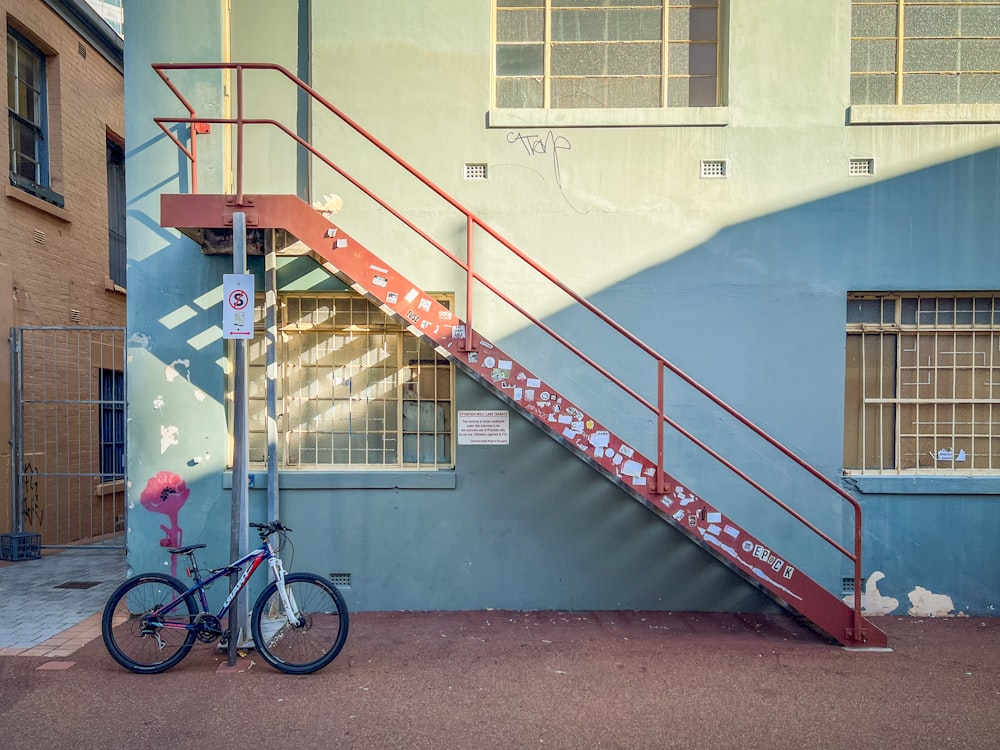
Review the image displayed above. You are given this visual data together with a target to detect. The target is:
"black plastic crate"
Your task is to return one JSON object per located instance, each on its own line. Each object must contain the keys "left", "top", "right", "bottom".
{"left": 0, "top": 532, "right": 41, "bottom": 561}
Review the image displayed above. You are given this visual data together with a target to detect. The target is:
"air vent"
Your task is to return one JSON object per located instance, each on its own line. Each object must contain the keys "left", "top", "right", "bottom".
{"left": 842, "top": 576, "right": 866, "bottom": 595}
{"left": 78, "top": 42, "right": 87, "bottom": 58}
{"left": 33, "top": 229, "right": 45, "bottom": 245}
{"left": 464, "top": 163, "right": 488, "bottom": 180}
{"left": 70, "top": 309, "right": 82, "bottom": 324}
{"left": 849, "top": 158, "right": 875, "bottom": 176}
{"left": 700, "top": 159, "right": 727, "bottom": 179}
{"left": 330, "top": 572, "right": 352, "bottom": 589}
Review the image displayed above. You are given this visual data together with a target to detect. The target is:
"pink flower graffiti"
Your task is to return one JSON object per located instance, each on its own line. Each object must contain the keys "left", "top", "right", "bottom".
{"left": 140, "top": 471, "right": 190, "bottom": 575}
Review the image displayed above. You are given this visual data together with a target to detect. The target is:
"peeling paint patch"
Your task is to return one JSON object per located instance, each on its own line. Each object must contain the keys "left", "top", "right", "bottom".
{"left": 166, "top": 359, "right": 190, "bottom": 382}
{"left": 160, "top": 425, "right": 179, "bottom": 454}
{"left": 907, "top": 586, "right": 966, "bottom": 617}
{"left": 844, "top": 570, "right": 898, "bottom": 616}
{"left": 153, "top": 395, "right": 165, "bottom": 411}
{"left": 128, "top": 332, "right": 150, "bottom": 349}
{"left": 193, "top": 389, "right": 206, "bottom": 402}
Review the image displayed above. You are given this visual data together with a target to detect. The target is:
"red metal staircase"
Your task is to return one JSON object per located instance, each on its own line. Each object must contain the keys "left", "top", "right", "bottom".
{"left": 153, "top": 63, "right": 889, "bottom": 648}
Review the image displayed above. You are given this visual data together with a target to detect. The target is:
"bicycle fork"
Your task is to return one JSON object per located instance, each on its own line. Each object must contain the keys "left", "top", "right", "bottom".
{"left": 268, "top": 556, "right": 302, "bottom": 626}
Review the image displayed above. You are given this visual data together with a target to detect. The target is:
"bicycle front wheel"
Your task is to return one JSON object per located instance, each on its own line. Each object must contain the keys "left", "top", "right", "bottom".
{"left": 101, "top": 573, "right": 198, "bottom": 674}
{"left": 250, "top": 572, "right": 349, "bottom": 674}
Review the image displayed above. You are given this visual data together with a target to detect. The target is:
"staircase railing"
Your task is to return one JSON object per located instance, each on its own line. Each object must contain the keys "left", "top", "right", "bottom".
{"left": 152, "top": 61, "right": 868, "bottom": 638}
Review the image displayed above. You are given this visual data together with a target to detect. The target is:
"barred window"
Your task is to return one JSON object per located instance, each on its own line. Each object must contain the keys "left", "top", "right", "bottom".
{"left": 844, "top": 294, "right": 1000, "bottom": 474}
{"left": 851, "top": 0, "right": 1000, "bottom": 105}
{"left": 494, "top": 0, "right": 720, "bottom": 109}
{"left": 247, "top": 294, "right": 454, "bottom": 469}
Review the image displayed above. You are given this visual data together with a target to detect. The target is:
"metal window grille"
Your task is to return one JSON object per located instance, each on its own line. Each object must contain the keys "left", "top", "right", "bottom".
{"left": 845, "top": 293, "right": 1000, "bottom": 474}
{"left": 494, "top": 0, "right": 720, "bottom": 109}
{"left": 849, "top": 158, "right": 874, "bottom": 176}
{"left": 700, "top": 159, "right": 727, "bottom": 178}
{"left": 246, "top": 293, "right": 455, "bottom": 469}
{"left": 850, "top": 0, "right": 1000, "bottom": 105}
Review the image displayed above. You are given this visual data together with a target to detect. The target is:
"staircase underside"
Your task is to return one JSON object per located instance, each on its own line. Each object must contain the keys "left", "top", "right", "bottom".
{"left": 161, "top": 193, "right": 889, "bottom": 648}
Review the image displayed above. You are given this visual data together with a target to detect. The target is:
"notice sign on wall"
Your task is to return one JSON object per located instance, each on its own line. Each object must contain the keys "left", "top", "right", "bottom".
{"left": 457, "top": 410, "right": 510, "bottom": 445}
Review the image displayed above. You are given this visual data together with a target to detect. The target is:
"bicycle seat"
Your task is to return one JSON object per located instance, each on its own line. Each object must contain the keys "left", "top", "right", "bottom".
{"left": 167, "top": 543, "right": 206, "bottom": 555}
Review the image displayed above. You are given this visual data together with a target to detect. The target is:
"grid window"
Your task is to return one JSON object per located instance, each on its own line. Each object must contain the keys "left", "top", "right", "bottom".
{"left": 247, "top": 294, "right": 454, "bottom": 469}
{"left": 7, "top": 29, "right": 48, "bottom": 185}
{"left": 844, "top": 293, "right": 1000, "bottom": 474}
{"left": 107, "top": 139, "right": 126, "bottom": 288}
{"left": 851, "top": 0, "right": 1000, "bottom": 105}
{"left": 99, "top": 369, "right": 125, "bottom": 481}
{"left": 495, "top": 0, "right": 720, "bottom": 110}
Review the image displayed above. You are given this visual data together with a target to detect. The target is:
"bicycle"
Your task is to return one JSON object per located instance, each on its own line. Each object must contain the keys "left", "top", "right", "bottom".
{"left": 101, "top": 520, "right": 349, "bottom": 674}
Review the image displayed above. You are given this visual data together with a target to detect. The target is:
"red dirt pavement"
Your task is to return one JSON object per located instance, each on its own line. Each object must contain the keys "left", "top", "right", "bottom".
{"left": 1, "top": 611, "right": 998, "bottom": 749}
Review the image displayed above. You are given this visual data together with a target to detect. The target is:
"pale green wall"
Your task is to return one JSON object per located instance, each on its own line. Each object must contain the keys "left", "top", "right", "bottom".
{"left": 124, "top": 0, "right": 1000, "bottom": 616}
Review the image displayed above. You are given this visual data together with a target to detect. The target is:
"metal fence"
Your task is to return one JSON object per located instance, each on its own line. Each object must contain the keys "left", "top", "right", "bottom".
{"left": 10, "top": 326, "right": 127, "bottom": 548}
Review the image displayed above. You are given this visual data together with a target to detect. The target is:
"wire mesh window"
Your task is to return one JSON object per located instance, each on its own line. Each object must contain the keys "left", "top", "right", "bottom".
{"left": 495, "top": 0, "right": 720, "bottom": 109}
{"left": 851, "top": 0, "right": 1000, "bottom": 105}
{"left": 107, "top": 140, "right": 126, "bottom": 288}
{"left": 844, "top": 293, "right": 1000, "bottom": 474}
{"left": 247, "top": 294, "right": 455, "bottom": 469}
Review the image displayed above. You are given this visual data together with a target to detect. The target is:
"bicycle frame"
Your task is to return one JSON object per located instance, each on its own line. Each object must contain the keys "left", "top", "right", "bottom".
{"left": 152, "top": 536, "right": 299, "bottom": 632}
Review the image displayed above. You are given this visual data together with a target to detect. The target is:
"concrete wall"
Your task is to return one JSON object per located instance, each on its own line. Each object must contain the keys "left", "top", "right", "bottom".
{"left": 123, "top": 0, "right": 999, "bottom": 616}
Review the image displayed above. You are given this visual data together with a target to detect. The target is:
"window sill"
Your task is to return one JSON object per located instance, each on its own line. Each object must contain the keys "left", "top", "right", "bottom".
{"left": 487, "top": 107, "right": 730, "bottom": 129}
{"left": 843, "top": 474, "right": 1000, "bottom": 495}
{"left": 6, "top": 184, "right": 72, "bottom": 222}
{"left": 224, "top": 470, "right": 457, "bottom": 490}
{"left": 847, "top": 104, "right": 1000, "bottom": 125}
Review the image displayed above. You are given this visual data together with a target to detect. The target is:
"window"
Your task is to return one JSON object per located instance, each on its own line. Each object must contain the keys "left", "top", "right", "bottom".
{"left": 107, "top": 138, "right": 126, "bottom": 288}
{"left": 99, "top": 369, "right": 125, "bottom": 481}
{"left": 494, "top": 0, "right": 720, "bottom": 109}
{"left": 844, "top": 294, "right": 1000, "bottom": 474}
{"left": 247, "top": 294, "right": 454, "bottom": 469}
{"left": 851, "top": 0, "right": 1000, "bottom": 105}
{"left": 7, "top": 28, "right": 61, "bottom": 205}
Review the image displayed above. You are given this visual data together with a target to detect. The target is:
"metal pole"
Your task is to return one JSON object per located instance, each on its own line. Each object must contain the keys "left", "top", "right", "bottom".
{"left": 266, "top": 239, "right": 278, "bottom": 525}
{"left": 228, "top": 211, "right": 250, "bottom": 666}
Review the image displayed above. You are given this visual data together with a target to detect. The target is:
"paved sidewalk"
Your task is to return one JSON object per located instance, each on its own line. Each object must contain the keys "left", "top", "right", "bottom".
{"left": 1, "top": 610, "right": 998, "bottom": 749}
{"left": 0, "top": 547, "right": 127, "bottom": 656}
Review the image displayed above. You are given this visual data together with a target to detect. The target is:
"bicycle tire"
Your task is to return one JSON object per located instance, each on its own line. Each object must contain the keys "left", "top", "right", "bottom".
{"left": 250, "top": 572, "right": 349, "bottom": 674}
{"left": 101, "top": 573, "right": 198, "bottom": 674}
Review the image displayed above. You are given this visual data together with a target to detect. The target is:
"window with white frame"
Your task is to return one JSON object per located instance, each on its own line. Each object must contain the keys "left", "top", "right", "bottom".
{"left": 851, "top": 0, "right": 1000, "bottom": 105}
{"left": 844, "top": 293, "right": 1000, "bottom": 474}
{"left": 246, "top": 293, "right": 455, "bottom": 469}
{"left": 494, "top": 0, "right": 720, "bottom": 109}
{"left": 7, "top": 28, "right": 61, "bottom": 205}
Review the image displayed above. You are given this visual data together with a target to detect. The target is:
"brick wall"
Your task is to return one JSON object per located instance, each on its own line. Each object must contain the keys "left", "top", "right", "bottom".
{"left": 1, "top": 0, "right": 125, "bottom": 538}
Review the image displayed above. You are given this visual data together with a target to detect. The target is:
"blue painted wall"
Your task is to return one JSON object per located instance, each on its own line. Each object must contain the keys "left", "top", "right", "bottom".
{"left": 122, "top": 0, "right": 999, "bottom": 617}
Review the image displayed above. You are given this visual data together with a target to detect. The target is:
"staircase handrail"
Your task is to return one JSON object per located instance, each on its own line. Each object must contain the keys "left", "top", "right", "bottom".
{"left": 151, "top": 62, "right": 866, "bottom": 635}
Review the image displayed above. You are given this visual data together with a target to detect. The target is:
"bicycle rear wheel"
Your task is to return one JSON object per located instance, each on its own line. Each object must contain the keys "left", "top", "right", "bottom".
{"left": 102, "top": 573, "right": 198, "bottom": 674}
{"left": 250, "top": 572, "right": 349, "bottom": 674}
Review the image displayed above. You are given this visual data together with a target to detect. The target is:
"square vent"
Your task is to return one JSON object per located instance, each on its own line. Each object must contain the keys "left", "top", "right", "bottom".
{"left": 330, "top": 572, "right": 352, "bottom": 589}
{"left": 700, "top": 160, "right": 727, "bottom": 179}
{"left": 849, "top": 158, "right": 875, "bottom": 176}
{"left": 464, "top": 163, "right": 488, "bottom": 180}
{"left": 842, "top": 576, "right": 867, "bottom": 595}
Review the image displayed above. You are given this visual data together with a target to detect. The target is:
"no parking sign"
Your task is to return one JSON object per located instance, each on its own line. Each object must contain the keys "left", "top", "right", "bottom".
{"left": 223, "top": 274, "right": 255, "bottom": 339}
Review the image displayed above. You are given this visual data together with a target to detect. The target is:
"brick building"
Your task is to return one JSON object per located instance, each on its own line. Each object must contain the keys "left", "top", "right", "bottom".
{"left": 2, "top": 0, "right": 125, "bottom": 544}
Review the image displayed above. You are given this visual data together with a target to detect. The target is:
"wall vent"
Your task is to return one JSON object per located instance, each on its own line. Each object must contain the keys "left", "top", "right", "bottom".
{"left": 330, "top": 572, "right": 352, "bottom": 589}
{"left": 464, "top": 163, "right": 488, "bottom": 180}
{"left": 700, "top": 159, "right": 727, "bottom": 179}
{"left": 70, "top": 309, "right": 82, "bottom": 324}
{"left": 33, "top": 229, "right": 45, "bottom": 245}
{"left": 842, "top": 576, "right": 866, "bottom": 595}
{"left": 78, "top": 42, "right": 87, "bottom": 58}
{"left": 849, "top": 158, "right": 875, "bottom": 176}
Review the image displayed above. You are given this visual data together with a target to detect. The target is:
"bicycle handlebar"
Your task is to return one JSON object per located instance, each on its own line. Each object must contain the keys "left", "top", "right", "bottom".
{"left": 250, "top": 520, "right": 291, "bottom": 536}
